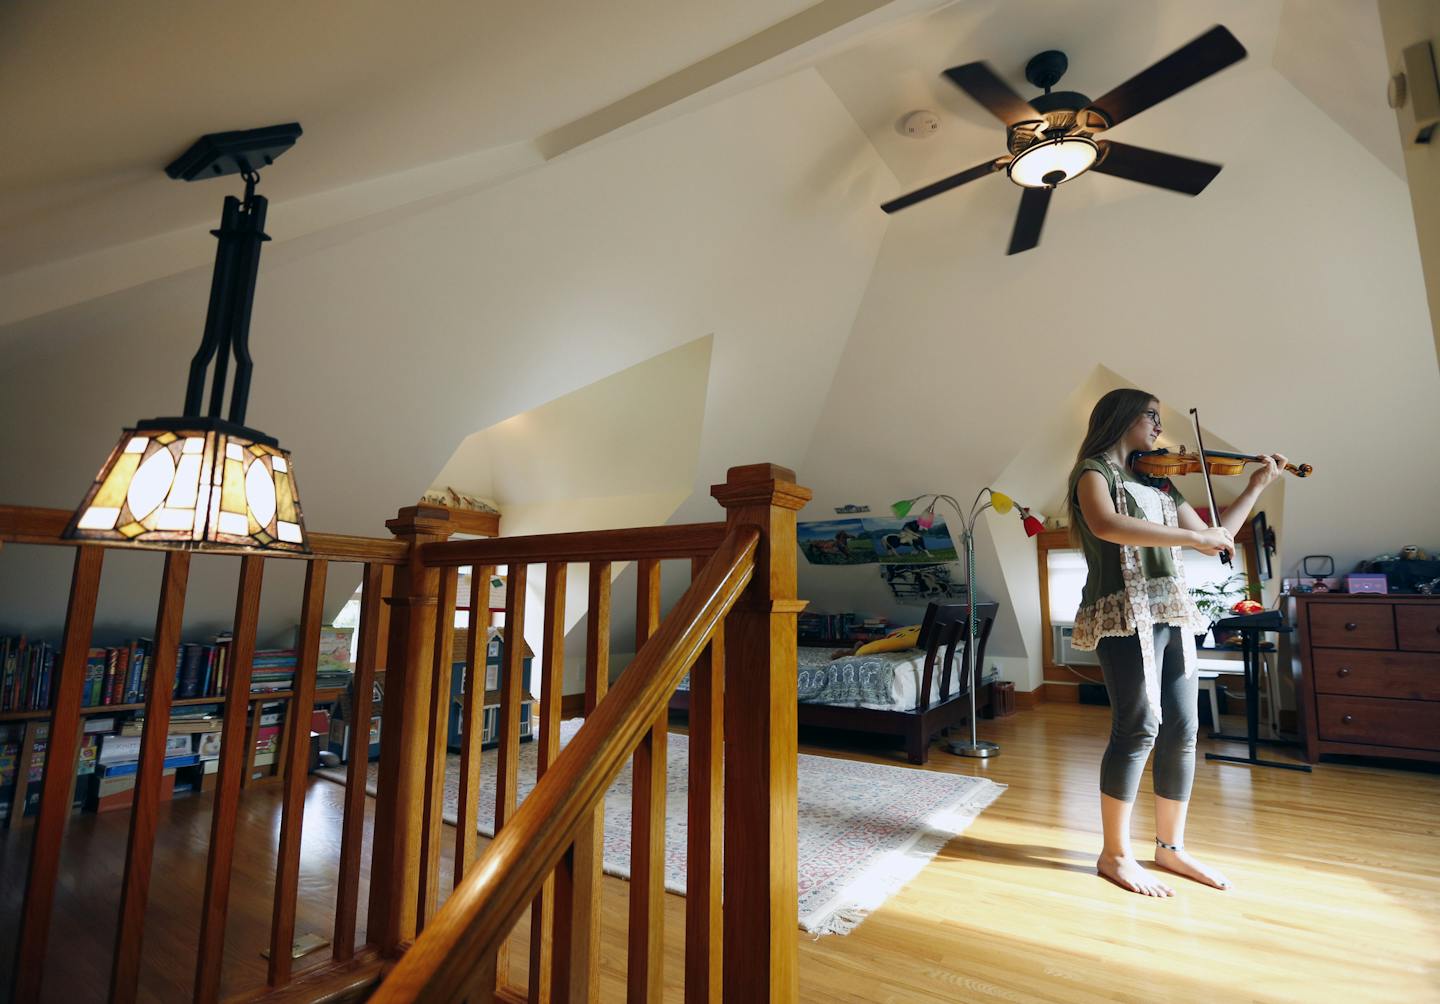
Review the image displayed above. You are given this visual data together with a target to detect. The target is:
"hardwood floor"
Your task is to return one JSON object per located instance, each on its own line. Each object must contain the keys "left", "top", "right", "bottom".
{"left": 2, "top": 702, "right": 1437, "bottom": 1002}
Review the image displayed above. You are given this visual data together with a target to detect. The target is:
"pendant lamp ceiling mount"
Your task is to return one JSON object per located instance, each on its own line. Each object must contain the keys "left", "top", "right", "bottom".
{"left": 164, "top": 123, "right": 302, "bottom": 182}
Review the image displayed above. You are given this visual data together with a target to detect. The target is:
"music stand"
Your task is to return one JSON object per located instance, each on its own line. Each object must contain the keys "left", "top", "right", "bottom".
{"left": 1204, "top": 609, "right": 1312, "bottom": 772}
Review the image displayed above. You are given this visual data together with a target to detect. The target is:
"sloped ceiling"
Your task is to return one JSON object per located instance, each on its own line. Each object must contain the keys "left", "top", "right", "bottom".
{"left": 1, "top": 0, "right": 823, "bottom": 274}
{"left": 2, "top": 0, "right": 1437, "bottom": 690}
{"left": 0, "top": 0, "right": 935, "bottom": 327}
{"left": 1272, "top": 0, "right": 1404, "bottom": 178}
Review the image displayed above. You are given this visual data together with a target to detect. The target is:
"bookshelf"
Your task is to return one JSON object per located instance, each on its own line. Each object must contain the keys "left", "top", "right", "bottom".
{"left": 1, "top": 686, "right": 346, "bottom": 827}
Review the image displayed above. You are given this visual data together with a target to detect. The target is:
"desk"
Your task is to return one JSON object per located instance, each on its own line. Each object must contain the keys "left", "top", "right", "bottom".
{"left": 1195, "top": 647, "right": 1286, "bottom": 737}
{"left": 1203, "top": 611, "right": 1310, "bottom": 772}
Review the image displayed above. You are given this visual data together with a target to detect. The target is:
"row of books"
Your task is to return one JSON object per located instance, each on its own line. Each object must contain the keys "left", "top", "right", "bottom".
{"left": 1, "top": 699, "right": 294, "bottom": 819}
{"left": 1, "top": 636, "right": 57, "bottom": 713}
{"left": 81, "top": 639, "right": 231, "bottom": 707}
{"left": 0, "top": 634, "right": 352, "bottom": 712}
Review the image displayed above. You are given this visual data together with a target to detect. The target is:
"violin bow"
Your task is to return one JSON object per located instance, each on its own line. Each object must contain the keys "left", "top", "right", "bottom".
{"left": 1189, "top": 407, "right": 1231, "bottom": 567}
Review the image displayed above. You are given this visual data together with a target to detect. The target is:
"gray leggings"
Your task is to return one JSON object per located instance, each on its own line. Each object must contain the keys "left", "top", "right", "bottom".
{"left": 1096, "top": 625, "right": 1198, "bottom": 803}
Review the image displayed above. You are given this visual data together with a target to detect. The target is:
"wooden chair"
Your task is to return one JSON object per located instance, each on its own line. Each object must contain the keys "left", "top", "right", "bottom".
{"left": 917, "top": 599, "right": 1000, "bottom": 712}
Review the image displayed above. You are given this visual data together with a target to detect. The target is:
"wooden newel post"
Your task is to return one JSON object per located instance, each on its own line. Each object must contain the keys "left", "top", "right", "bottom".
{"left": 370, "top": 503, "right": 453, "bottom": 954}
{"left": 711, "top": 463, "right": 810, "bottom": 1004}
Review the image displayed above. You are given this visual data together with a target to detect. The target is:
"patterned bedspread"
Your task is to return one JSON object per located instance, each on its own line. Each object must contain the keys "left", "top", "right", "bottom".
{"left": 679, "top": 646, "right": 938, "bottom": 710}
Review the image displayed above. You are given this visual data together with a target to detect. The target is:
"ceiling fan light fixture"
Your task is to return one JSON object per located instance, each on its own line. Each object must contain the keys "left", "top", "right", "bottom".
{"left": 1006, "top": 135, "right": 1099, "bottom": 188}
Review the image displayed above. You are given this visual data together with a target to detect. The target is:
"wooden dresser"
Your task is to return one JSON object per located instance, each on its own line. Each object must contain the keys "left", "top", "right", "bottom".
{"left": 1293, "top": 594, "right": 1440, "bottom": 763}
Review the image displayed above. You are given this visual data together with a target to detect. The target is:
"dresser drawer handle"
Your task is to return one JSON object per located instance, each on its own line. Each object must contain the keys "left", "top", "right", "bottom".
{"left": 1345, "top": 622, "right": 1358, "bottom": 631}
{"left": 1337, "top": 667, "right": 1351, "bottom": 678}
{"left": 1341, "top": 714, "right": 1355, "bottom": 724}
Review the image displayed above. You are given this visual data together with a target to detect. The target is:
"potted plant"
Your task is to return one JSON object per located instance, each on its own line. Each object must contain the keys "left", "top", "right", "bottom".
{"left": 1188, "top": 573, "right": 1260, "bottom": 647}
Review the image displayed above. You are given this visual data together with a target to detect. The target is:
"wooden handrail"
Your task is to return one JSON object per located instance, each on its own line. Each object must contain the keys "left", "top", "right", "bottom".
{"left": 419, "top": 521, "right": 729, "bottom": 566}
{"left": 0, "top": 505, "right": 407, "bottom": 564}
{"left": 369, "top": 525, "right": 761, "bottom": 1003}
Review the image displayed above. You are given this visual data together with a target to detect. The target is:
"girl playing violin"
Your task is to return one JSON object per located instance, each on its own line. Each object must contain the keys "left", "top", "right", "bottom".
{"left": 1067, "top": 389, "right": 1286, "bottom": 897}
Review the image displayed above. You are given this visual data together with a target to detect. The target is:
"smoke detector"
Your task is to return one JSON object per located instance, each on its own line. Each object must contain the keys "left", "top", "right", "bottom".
{"left": 902, "top": 110, "right": 941, "bottom": 138}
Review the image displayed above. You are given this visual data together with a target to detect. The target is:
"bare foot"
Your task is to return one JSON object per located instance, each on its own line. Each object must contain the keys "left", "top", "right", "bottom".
{"left": 1153, "top": 844, "right": 1232, "bottom": 890}
{"left": 1096, "top": 852, "right": 1174, "bottom": 897}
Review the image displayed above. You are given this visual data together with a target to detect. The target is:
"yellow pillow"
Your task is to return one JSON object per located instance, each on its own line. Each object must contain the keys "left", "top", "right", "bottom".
{"left": 854, "top": 624, "right": 921, "bottom": 656}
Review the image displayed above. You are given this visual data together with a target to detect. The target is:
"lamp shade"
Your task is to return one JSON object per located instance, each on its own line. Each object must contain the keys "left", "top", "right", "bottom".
{"left": 891, "top": 499, "right": 915, "bottom": 518}
{"left": 66, "top": 419, "right": 308, "bottom": 553}
{"left": 1007, "top": 136, "right": 1099, "bottom": 188}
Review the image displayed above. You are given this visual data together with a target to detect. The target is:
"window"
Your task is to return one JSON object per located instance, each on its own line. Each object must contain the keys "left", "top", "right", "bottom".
{"left": 1046, "top": 549, "right": 1088, "bottom": 625}
{"left": 1046, "top": 545, "right": 1248, "bottom": 626}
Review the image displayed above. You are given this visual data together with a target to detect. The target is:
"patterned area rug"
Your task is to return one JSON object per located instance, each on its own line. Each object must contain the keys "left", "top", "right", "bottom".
{"left": 317, "top": 719, "right": 1002, "bottom": 935}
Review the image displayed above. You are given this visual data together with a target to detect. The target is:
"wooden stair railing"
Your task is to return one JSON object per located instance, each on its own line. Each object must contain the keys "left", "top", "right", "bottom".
{"left": 371, "top": 525, "right": 758, "bottom": 1003}
{"left": 367, "top": 461, "right": 811, "bottom": 1004}
{"left": 0, "top": 460, "right": 810, "bottom": 1004}
{"left": 0, "top": 504, "right": 410, "bottom": 1004}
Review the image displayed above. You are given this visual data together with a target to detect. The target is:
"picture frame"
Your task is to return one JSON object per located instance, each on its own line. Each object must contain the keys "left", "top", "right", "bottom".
{"left": 1250, "top": 511, "right": 1273, "bottom": 581}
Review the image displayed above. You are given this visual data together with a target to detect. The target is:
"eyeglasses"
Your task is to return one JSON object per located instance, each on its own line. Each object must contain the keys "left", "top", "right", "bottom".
{"left": 1141, "top": 409, "right": 1162, "bottom": 427}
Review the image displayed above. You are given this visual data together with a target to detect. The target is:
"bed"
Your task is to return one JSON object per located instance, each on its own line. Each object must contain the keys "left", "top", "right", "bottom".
{"left": 670, "top": 601, "right": 999, "bottom": 764}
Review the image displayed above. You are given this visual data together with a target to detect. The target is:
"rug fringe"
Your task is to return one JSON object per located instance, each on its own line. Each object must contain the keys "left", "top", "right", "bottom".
{"left": 801, "top": 778, "right": 1007, "bottom": 936}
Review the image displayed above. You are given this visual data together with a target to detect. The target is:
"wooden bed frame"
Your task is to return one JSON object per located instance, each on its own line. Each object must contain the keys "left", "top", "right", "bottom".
{"left": 670, "top": 601, "right": 999, "bottom": 765}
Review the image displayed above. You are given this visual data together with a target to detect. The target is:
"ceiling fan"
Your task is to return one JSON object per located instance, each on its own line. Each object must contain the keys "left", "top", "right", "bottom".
{"left": 880, "top": 25, "right": 1247, "bottom": 254}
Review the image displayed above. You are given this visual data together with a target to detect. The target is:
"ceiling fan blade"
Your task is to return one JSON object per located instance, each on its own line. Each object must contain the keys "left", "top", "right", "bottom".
{"left": 1007, "top": 186, "right": 1051, "bottom": 255}
{"left": 1082, "top": 25, "right": 1246, "bottom": 130}
{"left": 880, "top": 158, "right": 1006, "bottom": 214}
{"left": 943, "top": 63, "right": 1040, "bottom": 127}
{"left": 1092, "top": 141, "right": 1222, "bottom": 195}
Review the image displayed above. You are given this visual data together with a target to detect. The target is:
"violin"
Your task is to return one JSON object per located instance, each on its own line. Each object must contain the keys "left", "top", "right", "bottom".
{"left": 1132, "top": 446, "right": 1314, "bottom": 480}
{"left": 1158, "top": 409, "right": 1314, "bottom": 568}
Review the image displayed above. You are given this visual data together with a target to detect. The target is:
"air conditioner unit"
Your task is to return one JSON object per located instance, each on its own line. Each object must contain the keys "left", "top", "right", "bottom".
{"left": 1054, "top": 625, "right": 1100, "bottom": 666}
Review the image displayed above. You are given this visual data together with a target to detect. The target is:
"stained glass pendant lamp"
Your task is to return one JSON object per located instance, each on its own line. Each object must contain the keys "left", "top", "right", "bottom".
{"left": 64, "top": 124, "right": 310, "bottom": 553}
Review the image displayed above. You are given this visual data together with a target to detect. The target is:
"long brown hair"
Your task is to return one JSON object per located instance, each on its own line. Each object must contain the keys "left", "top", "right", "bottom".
{"left": 1067, "top": 388, "right": 1156, "bottom": 536}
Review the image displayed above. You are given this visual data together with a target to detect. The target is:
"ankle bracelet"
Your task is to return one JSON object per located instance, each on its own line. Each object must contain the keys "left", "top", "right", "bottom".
{"left": 1155, "top": 836, "right": 1183, "bottom": 852}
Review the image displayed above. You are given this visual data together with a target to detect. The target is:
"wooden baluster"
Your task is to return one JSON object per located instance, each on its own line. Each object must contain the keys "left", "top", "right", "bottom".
{"left": 454, "top": 564, "right": 494, "bottom": 887}
{"left": 268, "top": 559, "right": 328, "bottom": 986}
{"left": 585, "top": 562, "right": 612, "bottom": 711}
{"left": 241, "top": 690, "right": 264, "bottom": 788}
{"left": 273, "top": 694, "right": 297, "bottom": 785}
{"left": 334, "top": 561, "right": 387, "bottom": 962}
{"left": 628, "top": 557, "right": 665, "bottom": 1004}
{"left": 419, "top": 565, "right": 458, "bottom": 929}
{"left": 529, "top": 562, "right": 567, "bottom": 1003}
{"left": 195, "top": 555, "right": 264, "bottom": 1004}
{"left": 485, "top": 561, "right": 528, "bottom": 991}
{"left": 12, "top": 545, "right": 103, "bottom": 1003}
{"left": 712, "top": 464, "right": 810, "bottom": 1004}
{"left": 109, "top": 551, "right": 191, "bottom": 1004}
{"left": 685, "top": 556, "right": 723, "bottom": 1004}
{"left": 369, "top": 505, "right": 452, "bottom": 955}
{"left": 551, "top": 561, "right": 611, "bottom": 1003}
{"left": 494, "top": 563, "right": 529, "bottom": 826}
{"left": 7, "top": 720, "right": 40, "bottom": 835}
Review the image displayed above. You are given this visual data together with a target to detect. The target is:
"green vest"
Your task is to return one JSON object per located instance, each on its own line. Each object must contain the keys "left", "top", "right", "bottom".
{"left": 1068, "top": 457, "right": 1188, "bottom": 606}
